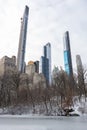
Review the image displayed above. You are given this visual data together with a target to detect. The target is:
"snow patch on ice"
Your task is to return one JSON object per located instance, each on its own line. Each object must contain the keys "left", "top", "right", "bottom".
{"left": 72, "top": 96, "right": 87, "bottom": 116}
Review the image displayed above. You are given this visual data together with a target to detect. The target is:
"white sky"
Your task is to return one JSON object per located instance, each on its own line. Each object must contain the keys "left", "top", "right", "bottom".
{"left": 0, "top": 0, "right": 87, "bottom": 70}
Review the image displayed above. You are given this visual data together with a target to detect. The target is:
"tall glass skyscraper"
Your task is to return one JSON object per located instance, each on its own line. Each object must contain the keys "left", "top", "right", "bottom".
{"left": 40, "top": 43, "right": 51, "bottom": 84}
{"left": 40, "top": 56, "right": 49, "bottom": 82}
{"left": 17, "top": 5, "right": 29, "bottom": 73}
{"left": 63, "top": 31, "right": 73, "bottom": 76}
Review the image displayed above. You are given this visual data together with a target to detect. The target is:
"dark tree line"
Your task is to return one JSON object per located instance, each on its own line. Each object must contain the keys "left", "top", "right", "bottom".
{"left": 0, "top": 68, "right": 87, "bottom": 115}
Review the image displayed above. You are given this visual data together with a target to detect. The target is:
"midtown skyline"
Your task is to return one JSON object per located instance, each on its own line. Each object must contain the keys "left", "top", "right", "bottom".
{"left": 0, "top": 0, "right": 87, "bottom": 70}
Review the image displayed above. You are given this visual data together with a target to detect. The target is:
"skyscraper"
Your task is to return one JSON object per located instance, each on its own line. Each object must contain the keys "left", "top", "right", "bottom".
{"left": 34, "top": 61, "right": 39, "bottom": 73}
{"left": 76, "top": 55, "right": 84, "bottom": 86}
{"left": 40, "top": 43, "right": 51, "bottom": 84}
{"left": 40, "top": 56, "right": 49, "bottom": 83}
{"left": 17, "top": 5, "right": 29, "bottom": 73}
{"left": 63, "top": 31, "right": 73, "bottom": 76}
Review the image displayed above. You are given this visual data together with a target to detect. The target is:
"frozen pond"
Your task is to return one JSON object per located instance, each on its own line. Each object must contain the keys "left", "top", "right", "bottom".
{"left": 0, "top": 115, "right": 87, "bottom": 130}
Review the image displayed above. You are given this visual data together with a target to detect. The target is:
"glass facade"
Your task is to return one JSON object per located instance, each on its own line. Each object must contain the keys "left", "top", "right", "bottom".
{"left": 63, "top": 31, "right": 73, "bottom": 76}
{"left": 64, "top": 51, "right": 70, "bottom": 75}
{"left": 40, "top": 43, "right": 51, "bottom": 84}
{"left": 40, "top": 56, "right": 49, "bottom": 82}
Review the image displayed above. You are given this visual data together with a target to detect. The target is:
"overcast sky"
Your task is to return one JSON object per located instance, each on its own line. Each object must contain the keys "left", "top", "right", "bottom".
{"left": 0, "top": 0, "right": 87, "bottom": 71}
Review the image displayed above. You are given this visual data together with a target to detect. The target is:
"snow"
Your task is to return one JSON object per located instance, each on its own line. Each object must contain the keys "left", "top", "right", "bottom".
{"left": 72, "top": 96, "right": 87, "bottom": 115}
{"left": 0, "top": 96, "right": 87, "bottom": 129}
{"left": 0, "top": 96, "right": 87, "bottom": 116}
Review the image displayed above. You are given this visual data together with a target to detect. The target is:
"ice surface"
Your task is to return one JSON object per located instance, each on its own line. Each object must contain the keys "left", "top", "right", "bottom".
{"left": 0, "top": 115, "right": 87, "bottom": 130}
{"left": 0, "top": 96, "right": 87, "bottom": 130}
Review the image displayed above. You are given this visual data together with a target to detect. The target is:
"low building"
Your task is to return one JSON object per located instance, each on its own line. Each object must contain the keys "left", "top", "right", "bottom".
{"left": 33, "top": 73, "right": 46, "bottom": 88}
{"left": 0, "top": 56, "right": 17, "bottom": 75}
{"left": 26, "top": 61, "right": 35, "bottom": 76}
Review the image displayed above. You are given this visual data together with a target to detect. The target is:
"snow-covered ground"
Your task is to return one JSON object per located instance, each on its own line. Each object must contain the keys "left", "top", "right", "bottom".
{"left": 72, "top": 96, "right": 87, "bottom": 115}
{"left": 1, "top": 96, "right": 87, "bottom": 116}
{"left": 0, "top": 115, "right": 87, "bottom": 130}
{"left": 0, "top": 96, "right": 87, "bottom": 130}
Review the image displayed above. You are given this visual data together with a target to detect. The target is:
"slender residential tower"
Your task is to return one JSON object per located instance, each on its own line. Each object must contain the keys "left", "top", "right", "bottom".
{"left": 17, "top": 5, "right": 29, "bottom": 73}
{"left": 45, "top": 43, "right": 51, "bottom": 84}
{"left": 76, "top": 55, "right": 84, "bottom": 86}
{"left": 40, "top": 42, "right": 51, "bottom": 85}
{"left": 63, "top": 31, "right": 73, "bottom": 76}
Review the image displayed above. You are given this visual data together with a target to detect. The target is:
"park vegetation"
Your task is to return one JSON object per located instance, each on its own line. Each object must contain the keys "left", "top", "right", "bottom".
{"left": 0, "top": 68, "right": 87, "bottom": 115}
